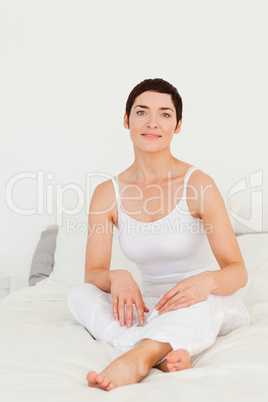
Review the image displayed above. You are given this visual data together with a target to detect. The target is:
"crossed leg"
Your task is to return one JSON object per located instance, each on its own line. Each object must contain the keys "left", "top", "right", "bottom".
{"left": 86, "top": 339, "right": 192, "bottom": 391}
{"left": 155, "top": 349, "right": 192, "bottom": 373}
{"left": 68, "top": 284, "right": 223, "bottom": 391}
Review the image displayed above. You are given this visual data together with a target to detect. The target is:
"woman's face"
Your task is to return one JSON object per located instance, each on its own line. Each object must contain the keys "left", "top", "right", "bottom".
{"left": 124, "top": 90, "right": 182, "bottom": 151}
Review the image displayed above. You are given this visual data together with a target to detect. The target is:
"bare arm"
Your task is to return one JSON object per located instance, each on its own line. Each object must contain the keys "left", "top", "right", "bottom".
{"left": 84, "top": 179, "right": 149, "bottom": 327}
{"left": 155, "top": 172, "right": 248, "bottom": 313}
{"left": 84, "top": 180, "right": 115, "bottom": 291}
{"left": 198, "top": 174, "right": 248, "bottom": 295}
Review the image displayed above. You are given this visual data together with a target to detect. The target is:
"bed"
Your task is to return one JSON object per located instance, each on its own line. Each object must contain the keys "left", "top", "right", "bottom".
{"left": 1, "top": 210, "right": 268, "bottom": 402}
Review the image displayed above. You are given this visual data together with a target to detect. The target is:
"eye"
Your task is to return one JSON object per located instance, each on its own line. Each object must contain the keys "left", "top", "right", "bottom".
{"left": 137, "top": 111, "right": 171, "bottom": 117}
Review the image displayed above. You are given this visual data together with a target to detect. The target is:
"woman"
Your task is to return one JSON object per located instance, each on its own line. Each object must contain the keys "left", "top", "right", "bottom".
{"left": 67, "top": 78, "right": 250, "bottom": 391}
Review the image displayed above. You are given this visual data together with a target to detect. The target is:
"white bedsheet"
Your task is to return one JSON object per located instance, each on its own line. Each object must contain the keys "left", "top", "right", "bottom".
{"left": 1, "top": 271, "right": 268, "bottom": 402}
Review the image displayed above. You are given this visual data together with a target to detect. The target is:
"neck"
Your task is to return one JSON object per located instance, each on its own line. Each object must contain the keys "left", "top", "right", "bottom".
{"left": 131, "top": 147, "right": 180, "bottom": 185}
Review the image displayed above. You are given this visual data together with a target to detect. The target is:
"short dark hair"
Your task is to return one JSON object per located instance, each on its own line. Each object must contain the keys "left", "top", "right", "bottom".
{"left": 125, "top": 78, "right": 183, "bottom": 129}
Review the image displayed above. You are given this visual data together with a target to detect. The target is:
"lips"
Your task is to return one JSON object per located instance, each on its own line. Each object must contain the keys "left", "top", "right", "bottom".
{"left": 142, "top": 134, "right": 161, "bottom": 137}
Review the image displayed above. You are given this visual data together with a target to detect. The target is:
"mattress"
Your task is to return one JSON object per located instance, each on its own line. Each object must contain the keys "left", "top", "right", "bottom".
{"left": 0, "top": 233, "right": 268, "bottom": 401}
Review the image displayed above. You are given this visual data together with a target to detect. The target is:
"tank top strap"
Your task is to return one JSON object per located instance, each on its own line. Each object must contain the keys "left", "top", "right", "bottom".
{"left": 111, "top": 168, "right": 200, "bottom": 215}
{"left": 111, "top": 175, "right": 120, "bottom": 211}
{"left": 181, "top": 166, "right": 200, "bottom": 199}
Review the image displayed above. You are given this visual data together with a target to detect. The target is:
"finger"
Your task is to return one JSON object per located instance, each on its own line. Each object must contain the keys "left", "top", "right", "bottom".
{"left": 112, "top": 296, "right": 119, "bottom": 321}
{"left": 157, "top": 294, "right": 182, "bottom": 314}
{"left": 173, "top": 300, "right": 195, "bottom": 309}
{"left": 135, "top": 299, "right": 147, "bottom": 325}
{"left": 158, "top": 300, "right": 194, "bottom": 315}
{"left": 144, "top": 304, "right": 150, "bottom": 312}
{"left": 155, "top": 287, "right": 180, "bottom": 310}
{"left": 157, "top": 293, "right": 188, "bottom": 314}
{"left": 126, "top": 300, "right": 134, "bottom": 328}
{"left": 157, "top": 295, "right": 187, "bottom": 314}
{"left": 118, "top": 299, "right": 126, "bottom": 326}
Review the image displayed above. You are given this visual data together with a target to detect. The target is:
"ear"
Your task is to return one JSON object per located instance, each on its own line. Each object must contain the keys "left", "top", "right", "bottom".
{"left": 124, "top": 113, "right": 129, "bottom": 129}
{"left": 174, "top": 119, "right": 182, "bottom": 134}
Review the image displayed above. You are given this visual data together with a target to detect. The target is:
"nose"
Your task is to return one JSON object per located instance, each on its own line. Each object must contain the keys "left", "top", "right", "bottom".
{"left": 146, "top": 114, "right": 159, "bottom": 128}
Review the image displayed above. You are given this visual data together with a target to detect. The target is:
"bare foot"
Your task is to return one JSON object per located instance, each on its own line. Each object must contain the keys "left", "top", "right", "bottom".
{"left": 156, "top": 349, "right": 192, "bottom": 373}
{"left": 86, "top": 349, "right": 150, "bottom": 391}
{"left": 86, "top": 371, "right": 112, "bottom": 390}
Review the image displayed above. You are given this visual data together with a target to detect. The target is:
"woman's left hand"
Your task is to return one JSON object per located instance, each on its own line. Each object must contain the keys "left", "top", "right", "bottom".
{"left": 155, "top": 271, "right": 214, "bottom": 315}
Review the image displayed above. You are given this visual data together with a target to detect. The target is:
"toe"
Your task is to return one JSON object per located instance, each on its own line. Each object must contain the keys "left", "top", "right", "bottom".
{"left": 166, "top": 361, "right": 176, "bottom": 371}
{"left": 166, "top": 350, "right": 182, "bottom": 364}
{"left": 173, "top": 362, "right": 184, "bottom": 370}
{"left": 96, "top": 374, "right": 105, "bottom": 384}
{"left": 86, "top": 371, "right": 98, "bottom": 385}
{"left": 101, "top": 378, "right": 111, "bottom": 389}
{"left": 106, "top": 382, "right": 116, "bottom": 391}
{"left": 94, "top": 374, "right": 110, "bottom": 390}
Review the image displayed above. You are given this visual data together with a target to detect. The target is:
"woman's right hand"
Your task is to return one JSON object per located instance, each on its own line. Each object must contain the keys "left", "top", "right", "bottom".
{"left": 110, "top": 270, "right": 149, "bottom": 328}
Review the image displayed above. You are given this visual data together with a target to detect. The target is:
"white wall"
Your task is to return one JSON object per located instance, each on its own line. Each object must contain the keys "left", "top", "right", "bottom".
{"left": 1, "top": 0, "right": 267, "bottom": 291}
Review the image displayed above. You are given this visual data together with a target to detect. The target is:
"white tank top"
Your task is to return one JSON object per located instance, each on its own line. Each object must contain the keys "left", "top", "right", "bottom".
{"left": 111, "top": 166, "right": 220, "bottom": 297}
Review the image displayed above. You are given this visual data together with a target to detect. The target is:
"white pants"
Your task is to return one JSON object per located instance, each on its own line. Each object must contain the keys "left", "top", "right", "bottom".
{"left": 67, "top": 284, "right": 250, "bottom": 361}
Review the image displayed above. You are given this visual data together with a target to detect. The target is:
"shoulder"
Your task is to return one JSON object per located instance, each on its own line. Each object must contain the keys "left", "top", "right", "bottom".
{"left": 188, "top": 168, "right": 215, "bottom": 185}
{"left": 89, "top": 178, "right": 117, "bottom": 218}
{"left": 187, "top": 169, "right": 224, "bottom": 219}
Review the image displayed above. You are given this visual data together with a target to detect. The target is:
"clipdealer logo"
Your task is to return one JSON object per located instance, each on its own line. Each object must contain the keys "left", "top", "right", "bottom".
{"left": 5, "top": 169, "right": 264, "bottom": 232}
{"left": 227, "top": 169, "right": 263, "bottom": 232}
{"left": 5, "top": 171, "right": 118, "bottom": 226}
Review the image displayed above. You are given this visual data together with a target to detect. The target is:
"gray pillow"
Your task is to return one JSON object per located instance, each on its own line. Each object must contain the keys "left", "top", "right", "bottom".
{"left": 29, "top": 227, "right": 58, "bottom": 286}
